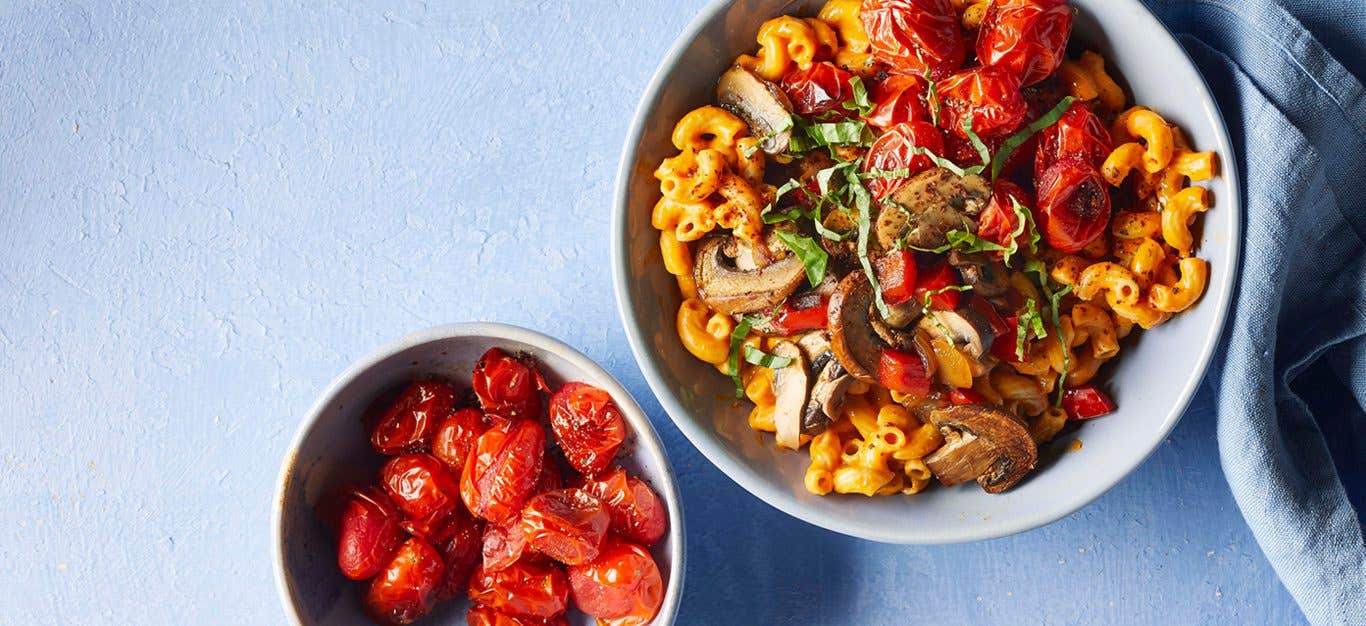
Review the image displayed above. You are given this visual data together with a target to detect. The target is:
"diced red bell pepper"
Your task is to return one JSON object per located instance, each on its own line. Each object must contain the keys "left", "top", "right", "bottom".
{"left": 948, "top": 389, "right": 987, "bottom": 405}
{"left": 913, "top": 260, "right": 962, "bottom": 310}
{"left": 991, "top": 316, "right": 1024, "bottom": 363}
{"left": 877, "top": 348, "right": 932, "bottom": 398}
{"left": 772, "top": 296, "right": 829, "bottom": 335}
{"left": 1062, "top": 385, "right": 1117, "bottom": 420}
{"left": 965, "top": 295, "right": 1009, "bottom": 338}
{"left": 874, "top": 250, "right": 918, "bottom": 306}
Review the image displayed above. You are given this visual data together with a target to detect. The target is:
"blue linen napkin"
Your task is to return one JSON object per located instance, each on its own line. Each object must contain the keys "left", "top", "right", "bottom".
{"left": 1142, "top": 0, "right": 1366, "bottom": 623}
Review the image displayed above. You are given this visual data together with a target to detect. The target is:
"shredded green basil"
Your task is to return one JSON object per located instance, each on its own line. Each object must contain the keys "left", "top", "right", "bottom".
{"left": 963, "top": 118, "right": 992, "bottom": 170}
{"left": 727, "top": 314, "right": 764, "bottom": 397}
{"left": 743, "top": 345, "right": 794, "bottom": 370}
{"left": 1008, "top": 196, "right": 1041, "bottom": 261}
{"left": 1016, "top": 298, "right": 1047, "bottom": 361}
{"left": 842, "top": 76, "right": 876, "bottom": 117}
{"left": 923, "top": 74, "right": 942, "bottom": 127}
{"left": 773, "top": 230, "right": 828, "bottom": 288}
{"left": 1024, "top": 259, "right": 1073, "bottom": 405}
{"left": 990, "top": 96, "right": 1076, "bottom": 180}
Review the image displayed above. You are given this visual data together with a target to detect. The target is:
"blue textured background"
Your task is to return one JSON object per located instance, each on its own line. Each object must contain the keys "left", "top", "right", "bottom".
{"left": 0, "top": 1, "right": 1305, "bottom": 623}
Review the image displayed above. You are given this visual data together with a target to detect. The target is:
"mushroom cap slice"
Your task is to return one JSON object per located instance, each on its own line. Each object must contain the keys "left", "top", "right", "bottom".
{"left": 949, "top": 250, "right": 1010, "bottom": 298}
{"left": 917, "top": 309, "right": 992, "bottom": 360}
{"left": 827, "top": 272, "right": 884, "bottom": 384}
{"left": 769, "top": 341, "right": 809, "bottom": 450}
{"left": 717, "top": 66, "right": 794, "bottom": 155}
{"left": 694, "top": 236, "right": 806, "bottom": 315}
{"left": 876, "top": 168, "right": 992, "bottom": 250}
{"left": 923, "top": 404, "right": 1038, "bottom": 493}
{"left": 803, "top": 355, "right": 851, "bottom": 436}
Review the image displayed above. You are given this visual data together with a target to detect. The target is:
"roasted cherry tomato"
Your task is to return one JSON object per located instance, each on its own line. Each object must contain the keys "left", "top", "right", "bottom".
{"left": 977, "top": 179, "right": 1033, "bottom": 252}
{"left": 948, "top": 388, "right": 988, "bottom": 405}
{"left": 466, "top": 606, "right": 569, "bottom": 626}
{"left": 877, "top": 348, "right": 932, "bottom": 398}
{"left": 533, "top": 456, "right": 564, "bottom": 495}
{"left": 1036, "top": 156, "right": 1111, "bottom": 253}
{"left": 936, "top": 66, "right": 1027, "bottom": 139}
{"left": 381, "top": 453, "right": 462, "bottom": 539}
{"left": 1035, "top": 101, "right": 1112, "bottom": 182}
{"left": 468, "top": 558, "right": 571, "bottom": 620}
{"left": 432, "top": 407, "right": 489, "bottom": 476}
{"left": 473, "top": 348, "right": 548, "bottom": 421}
{"left": 365, "top": 537, "right": 446, "bottom": 626}
{"left": 368, "top": 380, "right": 457, "bottom": 456}
{"left": 567, "top": 539, "right": 664, "bottom": 624}
{"left": 874, "top": 249, "right": 919, "bottom": 306}
{"left": 780, "top": 61, "right": 855, "bottom": 115}
{"left": 482, "top": 514, "right": 530, "bottom": 573}
{"left": 863, "top": 120, "right": 946, "bottom": 199}
{"left": 913, "top": 259, "right": 962, "bottom": 310}
{"left": 771, "top": 294, "right": 829, "bottom": 335}
{"left": 866, "top": 74, "right": 929, "bottom": 129}
{"left": 328, "top": 486, "right": 407, "bottom": 580}
{"left": 461, "top": 418, "right": 547, "bottom": 524}
{"left": 977, "top": 0, "right": 1073, "bottom": 87}
{"left": 548, "top": 383, "right": 625, "bottom": 477}
{"left": 860, "top": 0, "right": 966, "bottom": 78}
{"left": 519, "top": 488, "right": 610, "bottom": 566}
{"left": 577, "top": 467, "right": 668, "bottom": 547}
{"left": 1063, "top": 385, "right": 1117, "bottom": 420}
{"left": 433, "top": 510, "right": 484, "bottom": 601}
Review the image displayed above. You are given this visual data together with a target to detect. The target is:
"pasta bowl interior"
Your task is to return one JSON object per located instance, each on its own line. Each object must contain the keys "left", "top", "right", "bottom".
{"left": 613, "top": 0, "right": 1239, "bottom": 543}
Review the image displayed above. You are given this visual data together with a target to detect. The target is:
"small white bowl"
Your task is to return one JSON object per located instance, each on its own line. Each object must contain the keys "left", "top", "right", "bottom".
{"left": 272, "top": 323, "right": 685, "bottom": 625}
{"left": 612, "top": 0, "right": 1240, "bottom": 543}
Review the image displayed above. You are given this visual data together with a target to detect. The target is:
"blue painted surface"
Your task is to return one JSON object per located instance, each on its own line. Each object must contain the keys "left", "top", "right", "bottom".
{"left": 0, "top": 1, "right": 1305, "bottom": 624}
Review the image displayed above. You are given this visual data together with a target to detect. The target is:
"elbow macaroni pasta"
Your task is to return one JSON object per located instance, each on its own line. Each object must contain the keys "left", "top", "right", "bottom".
{"left": 651, "top": 10, "right": 1219, "bottom": 499}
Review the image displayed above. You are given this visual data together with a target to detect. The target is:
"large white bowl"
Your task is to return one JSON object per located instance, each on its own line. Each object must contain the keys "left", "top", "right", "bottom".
{"left": 272, "top": 323, "right": 685, "bottom": 624}
{"left": 613, "top": 0, "right": 1239, "bottom": 543}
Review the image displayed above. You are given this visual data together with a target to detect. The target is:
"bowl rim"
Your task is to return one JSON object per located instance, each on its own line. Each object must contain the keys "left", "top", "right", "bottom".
{"left": 270, "top": 322, "right": 687, "bottom": 624}
{"left": 611, "top": 0, "right": 1242, "bottom": 544}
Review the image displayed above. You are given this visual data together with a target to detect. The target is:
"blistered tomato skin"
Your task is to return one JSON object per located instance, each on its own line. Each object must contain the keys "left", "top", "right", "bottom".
{"left": 977, "top": 0, "right": 1073, "bottom": 87}
{"left": 936, "top": 66, "right": 1028, "bottom": 139}
{"left": 977, "top": 179, "right": 1033, "bottom": 252}
{"left": 1034, "top": 102, "right": 1112, "bottom": 183}
{"left": 473, "top": 348, "right": 548, "bottom": 422}
{"left": 519, "top": 488, "right": 611, "bottom": 565}
{"left": 369, "top": 380, "right": 458, "bottom": 456}
{"left": 861, "top": 0, "right": 966, "bottom": 78}
{"left": 1036, "top": 156, "right": 1111, "bottom": 253}
{"left": 548, "top": 383, "right": 626, "bottom": 477}
{"left": 466, "top": 606, "right": 570, "bottom": 626}
{"left": 365, "top": 537, "right": 446, "bottom": 626}
{"left": 433, "top": 511, "right": 485, "bottom": 601}
{"left": 461, "top": 419, "right": 547, "bottom": 524}
{"left": 432, "top": 407, "right": 489, "bottom": 476}
{"left": 780, "top": 61, "right": 855, "bottom": 116}
{"left": 866, "top": 74, "right": 929, "bottom": 129}
{"left": 468, "top": 559, "right": 571, "bottom": 620}
{"left": 578, "top": 468, "right": 668, "bottom": 546}
{"left": 381, "top": 453, "right": 462, "bottom": 539}
{"left": 863, "top": 120, "right": 946, "bottom": 199}
{"left": 333, "top": 486, "right": 407, "bottom": 580}
{"left": 567, "top": 539, "right": 664, "bottom": 623}
{"left": 482, "top": 514, "right": 530, "bottom": 573}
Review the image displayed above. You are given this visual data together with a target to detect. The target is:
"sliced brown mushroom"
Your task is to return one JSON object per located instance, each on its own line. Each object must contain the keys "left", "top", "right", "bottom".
{"left": 802, "top": 353, "right": 851, "bottom": 436}
{"left": 827, "top": 272, "right": 883, "bottom": 383}
{"left": 795, "top": 330, "right": 832, "bottom": 363}
{"left": 917, "top": 309, "right": 993, "bottom": 360}
{"left": 717, "top": 66, "right": 794, "bottom": 155}
{"left": 948, "top": 250, "right": 1010, "bottom": 298}
{"left": 876, "top": 168, "right": 991, "bottom": 250}
{"left": 879, "top": 298, "right": 922, "bottom": 330}
{"left": 694, "top": 236, "right": 806, "bottom": 315}
{"left": 923, "top": 404, "right": 1037, "bottom": 493}
{"left": 769, "top": 341, "right": 809, "bottom": 450}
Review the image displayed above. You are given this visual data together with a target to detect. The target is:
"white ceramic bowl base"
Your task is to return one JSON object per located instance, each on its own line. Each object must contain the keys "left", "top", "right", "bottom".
{"left": 613, "top": 0, "right": 1239, "bottom": 543}
{"left": 273, "top": 324, "right": 685, "bottom": 624}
